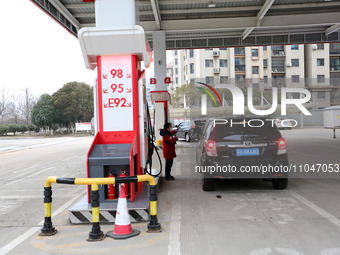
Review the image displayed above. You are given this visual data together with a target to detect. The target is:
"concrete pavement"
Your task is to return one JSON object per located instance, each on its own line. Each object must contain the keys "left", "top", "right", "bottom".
{"left": 0, "top": 129, "right": 339, "bottom": 255}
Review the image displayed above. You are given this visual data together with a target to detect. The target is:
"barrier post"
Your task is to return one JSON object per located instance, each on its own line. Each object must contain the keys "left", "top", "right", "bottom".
{"left": 40, "top": 175, "right": 162, "bottom": 239}
{"left": 147, "top": 184, "right": 162, "bottom": 232}
{"left": 88, "top": 183, "right": 105, "bottom": 241}
{"left": 40, "top": 178, "right": 57, "bottom": 236}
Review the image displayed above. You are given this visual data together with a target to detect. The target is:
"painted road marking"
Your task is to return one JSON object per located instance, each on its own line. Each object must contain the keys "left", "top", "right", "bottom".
{"left": 5, "top": 167, "right": 55, "bottom": 186}
{"left": 250, "top": 248, "right": 304, "bottom": 255}
{"left": 291, "top": 192, "right": 340, "bottom": 228}
{"left": 168, "top": 199, "right": 181, "bottom": 255}
{"left": 0, "top": 191, "right": 86, "bottom": 255}
{"left": 321, "top": 248, "right": 340, "bottom": 255}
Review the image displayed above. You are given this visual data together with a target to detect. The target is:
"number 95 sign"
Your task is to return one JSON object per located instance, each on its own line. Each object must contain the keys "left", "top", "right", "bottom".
{"left": 100, "top": 55, "right": 134, "bottom": 132}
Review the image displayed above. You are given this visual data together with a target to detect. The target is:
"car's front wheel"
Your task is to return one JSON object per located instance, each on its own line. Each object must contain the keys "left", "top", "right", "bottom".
{"left": 272, "top": 178, "right": 288, "bottom": 190}
{"left": 185, "top": 133, "right": 190, "bottom": 142}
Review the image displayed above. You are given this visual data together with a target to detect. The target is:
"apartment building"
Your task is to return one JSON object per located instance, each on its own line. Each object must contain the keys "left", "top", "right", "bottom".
{"left": 305, "top": 44, "right": 331, "bottom": 108}
{"left": 172, "top": 43, "right": 340, "bottom": 108}
{"left": 329, "top": 43, "right": 340, "bottom": 106}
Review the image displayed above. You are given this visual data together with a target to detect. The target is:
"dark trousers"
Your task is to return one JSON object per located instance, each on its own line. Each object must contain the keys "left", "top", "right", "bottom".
{"left": 165, "top": 159, "right": 174, "bottom": 178}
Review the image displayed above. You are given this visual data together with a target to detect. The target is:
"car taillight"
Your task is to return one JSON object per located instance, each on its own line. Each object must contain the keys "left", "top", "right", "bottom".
{"left": 205, "top": 140, "right": 217, "bottom": 156}
{"left": 277, "top": 138, "right": 287, "bottom": 155}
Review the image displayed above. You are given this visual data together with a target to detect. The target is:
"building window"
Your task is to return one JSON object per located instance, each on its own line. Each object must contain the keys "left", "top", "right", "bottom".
{"left": 174, "top": 50, "right": 177, "bottom": 56}
{"left": 175, "top": 59, "right": 178, "bottom": 65}
{"left": 292, "top": 75, "right": 299, "bottom": 83}
{"left": 317, "top": 44, "right": 324, "bottom": 50}
{"left": 205, "top": 48, "right": 213, "bottom": 51}
{"left": 292, "top": 93, "right": 300, "bottom": 99}
{"left": 220, "top": 59, "right": 227, "bottom": 67}
{"left": 190, "top": 79, "right": 195, "bottom": 84}
{"left": 206, "top": 76, "right": 214, "bottom": 84}
{"left": 317, "top": 75, "right": 325, "bottom": 83}
{"left": 318, "top": 91, "right": 325, "bottom": 98}
{"left": 234, "top": 47, "right": 245, "bottom": 54}
{"left": 220, "top": 76, "right": 228, "bottom": 84}
{"left": 252, "top": 49, "right": 259, "bottom": 57}
{"left": 252, "top": 66, "right": 259, "bottom": 74}
{"left": 205, "top": 59, "right": 213, "bottom": 67}
{"left": 317, "top": 58, "right": 325, "bottom": 66}
{"left": 189, "top": 49, "right": 194, "bottom": 58}
{"left": 253, "top": 83, "right": 259, "bottom": 89}
{"left": 263, "top": 59, "right": 268, "bottom": 68}
{"left": 263, "top": 46, "right": 267, "bottom": 51}
{"left": 175, "top": 68, "right": 178, "bottom": 75}
{"left": 291, "top": 59, "right": 299, "bottom": 67}
{"left": 176, "top": 77, "right": 178, "bottom": 84}
{"left": 220, "top": 47, "right": 227, "bottom": 50}
{"left": 291, "top": 45, "right": 299, "bottom": 50}
{"left": 190, "top": 63, "right": 194, "bottom": 74}
{"left": 264, "top": 76, "right": 268, "bottom": 83}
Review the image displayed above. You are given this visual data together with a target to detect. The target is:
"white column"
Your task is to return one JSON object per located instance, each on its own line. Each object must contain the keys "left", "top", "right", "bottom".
{"left": 153, "top": 31, "right": 168, "bottom": 143}
{"left": 153, "top": 31, "right": 167, "bottom": 91}
{"left": 95, "top": 0, "right": 136, "bottom": 27}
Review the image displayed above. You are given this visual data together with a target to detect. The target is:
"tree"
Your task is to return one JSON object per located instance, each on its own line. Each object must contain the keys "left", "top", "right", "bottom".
{"left": 7, "top": 99, "right": 20, "bottom": 124}
{"left": 18, "top": 88, "right": 37, "bottom": 126}
{"left": 52, "top": 82, "right": 93, "bottom": 131}
{"left": 31, "top": 94, "right": 60, "bottom": 132}
{"left": 171, "top": 83, "right": 203, "bottom": 108}
{"left": 0, "top": 88, "right": 10, "bottom": 123}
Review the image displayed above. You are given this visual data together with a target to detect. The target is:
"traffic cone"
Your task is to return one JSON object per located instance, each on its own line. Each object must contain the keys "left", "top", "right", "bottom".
{"left": 106, "top": 184, "right": 140, "bottom": 239}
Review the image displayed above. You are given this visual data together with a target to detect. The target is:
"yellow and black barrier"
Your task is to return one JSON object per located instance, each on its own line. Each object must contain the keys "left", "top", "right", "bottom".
{"left": 40, "top": 175, "right": 162, "bottom": 241}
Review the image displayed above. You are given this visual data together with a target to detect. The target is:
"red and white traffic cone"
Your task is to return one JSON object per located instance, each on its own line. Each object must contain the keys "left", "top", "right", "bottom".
{"left": 106, "top": 184, "right": 140, "bottom": 239}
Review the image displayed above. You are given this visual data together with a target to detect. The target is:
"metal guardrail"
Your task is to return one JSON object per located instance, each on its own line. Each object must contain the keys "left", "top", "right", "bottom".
{"left": 40, "top": 175, "right": 162, "bottom": 241}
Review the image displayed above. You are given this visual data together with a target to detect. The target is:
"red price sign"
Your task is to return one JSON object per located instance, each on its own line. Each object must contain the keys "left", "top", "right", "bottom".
{"left": 111, "top": 84, "right": 124, "bottom": 93}
{"left": 108, "top": 98, "right": 130, "bottom": 108}
{"left": 111, "top": 69, "right": 123, "bottom": 78}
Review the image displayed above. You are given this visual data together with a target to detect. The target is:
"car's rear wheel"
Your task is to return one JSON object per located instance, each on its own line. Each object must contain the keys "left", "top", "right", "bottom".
{"left": 272, "top": 178, "right": 288, "bottom": 190}
{"left": 185, "top": 133, "right": 190, "bottom": 142}
{"left": 202, "top": 178, "right": 214, "bottom": 191}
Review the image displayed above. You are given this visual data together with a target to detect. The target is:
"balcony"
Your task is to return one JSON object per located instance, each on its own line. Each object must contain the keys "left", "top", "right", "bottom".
{"left": 272, "top": 67, "right": 285, "bottom": 73}
{"left": 235, "top": 65, "right": 246, "bottom": 72}
{"left": 330, "top": 44, "right": 340, "bottom": 55}
{"left": 330, "top": 65, "right": 340, "bottom": 71}
{"left": 271, "top": 50, "right": 285, "bottom": 56}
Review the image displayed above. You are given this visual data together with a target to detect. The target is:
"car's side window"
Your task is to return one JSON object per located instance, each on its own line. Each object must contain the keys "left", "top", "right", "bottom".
{"left": 205, "top": 122, "right": 213, "bottom": 140}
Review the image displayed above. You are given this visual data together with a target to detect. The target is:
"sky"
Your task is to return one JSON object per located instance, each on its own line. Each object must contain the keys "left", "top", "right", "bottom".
{"left": 0, "top": 1, "right": 174, "bottom": 98}
{"left": 0, "top": 0, "right": 96, "bottom": 97}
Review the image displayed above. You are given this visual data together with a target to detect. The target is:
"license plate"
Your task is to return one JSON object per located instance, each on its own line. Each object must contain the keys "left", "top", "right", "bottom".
{"left": 236, "top": 148, "right": 260, "bottom": 156}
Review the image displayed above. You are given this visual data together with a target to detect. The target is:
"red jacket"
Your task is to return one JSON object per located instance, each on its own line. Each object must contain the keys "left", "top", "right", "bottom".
{"left": 160, "top": 129, "right": 178, "bottom": 159}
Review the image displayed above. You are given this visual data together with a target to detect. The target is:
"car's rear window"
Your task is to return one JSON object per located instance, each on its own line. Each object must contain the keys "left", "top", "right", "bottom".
{"left": 210, "top": 119, "right": 281, "bottom": 141}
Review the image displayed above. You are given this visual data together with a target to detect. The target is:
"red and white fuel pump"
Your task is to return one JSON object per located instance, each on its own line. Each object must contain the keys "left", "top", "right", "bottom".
{"left": 78, "top": 0, "right": 159, "bottom": 203}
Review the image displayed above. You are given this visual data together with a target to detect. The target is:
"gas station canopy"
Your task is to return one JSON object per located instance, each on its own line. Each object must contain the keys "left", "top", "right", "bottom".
{"left": 31, "top": 0, "right": 340, "bottom": 48}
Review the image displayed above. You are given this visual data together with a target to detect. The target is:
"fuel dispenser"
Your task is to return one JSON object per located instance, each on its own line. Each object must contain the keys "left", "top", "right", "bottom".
{"left": 68, "top": 0, "right": 164, "bottom": 223}
{"left": 85, "top": 55, "right": 153, "bottom": 203}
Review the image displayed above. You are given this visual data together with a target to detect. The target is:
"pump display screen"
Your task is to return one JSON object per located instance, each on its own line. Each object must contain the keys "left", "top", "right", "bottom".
{"left": 100, "top": 55, "right": 134, "bottom": 131}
